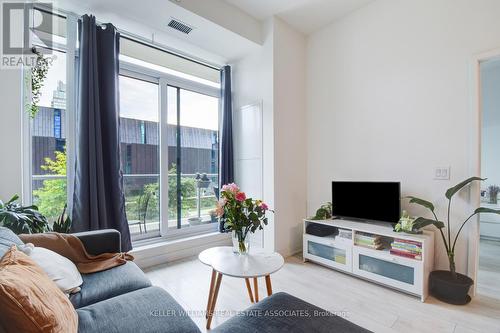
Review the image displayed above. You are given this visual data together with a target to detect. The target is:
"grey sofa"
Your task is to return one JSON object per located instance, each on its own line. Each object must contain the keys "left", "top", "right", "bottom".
{"left": 213, "top": 292, "right": 371, "bottom": 333}
{"left": 0, "top": 227, "right": 200, "bottom": 333}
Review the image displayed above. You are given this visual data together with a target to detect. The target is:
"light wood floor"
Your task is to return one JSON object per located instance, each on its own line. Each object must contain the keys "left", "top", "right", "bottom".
{"left": 478, "top": 239, "right": 500, "bottom": 299}
{"left": 145, "top": 248, "right": 500, "bottom": 333}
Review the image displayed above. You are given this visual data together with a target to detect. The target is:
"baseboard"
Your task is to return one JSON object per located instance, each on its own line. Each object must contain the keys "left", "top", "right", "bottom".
{"left": 131, "top": 232, "right": 231, "bottom": 269}
{"left": 277, "top": 246, "right": 302, "bottom": 258}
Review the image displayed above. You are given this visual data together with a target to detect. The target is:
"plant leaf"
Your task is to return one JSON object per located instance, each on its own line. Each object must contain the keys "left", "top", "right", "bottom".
{"left": 412, "top": 217, "right": 445, "bottom": 230}
{"left": 6, "top": 194, "right": 19, "bottom": 205}
{"left": 474, "top": 207, "right": 500, "bottom": 215}
{"left": 445, "top": 177, "right": 486, "bottom": 199}
{"left": 405, "top": 196, "right": 435, "bottom": 212}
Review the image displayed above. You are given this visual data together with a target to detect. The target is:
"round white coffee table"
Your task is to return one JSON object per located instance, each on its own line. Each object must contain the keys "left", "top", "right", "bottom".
{"left": 198, "top": 246, "right": 284, "bottom": 329}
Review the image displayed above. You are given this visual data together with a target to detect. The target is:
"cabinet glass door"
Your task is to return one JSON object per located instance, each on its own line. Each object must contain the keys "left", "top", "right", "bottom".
{"left": 308, "top": 241, "right": 346, "bottom": 265}
{"left": 358, "top": 254, "right": 414, "bottom": 285}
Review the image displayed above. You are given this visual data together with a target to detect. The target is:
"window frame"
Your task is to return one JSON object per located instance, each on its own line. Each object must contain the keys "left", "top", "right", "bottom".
{"left": 120, "top": 61, "right": 221, "bottom": 243}
{"left": 22, "top": 7, "right": 77, "bottom": 214}
{"left": 23, "top": 7, "right": 222, "bottom": 244}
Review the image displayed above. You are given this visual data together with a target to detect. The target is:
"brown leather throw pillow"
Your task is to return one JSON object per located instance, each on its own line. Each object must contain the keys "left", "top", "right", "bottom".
{"left": 0, "top": 246, "right": 78, "bottom": 333}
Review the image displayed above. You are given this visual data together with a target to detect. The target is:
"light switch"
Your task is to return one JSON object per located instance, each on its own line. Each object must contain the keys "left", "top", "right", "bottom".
{"left": 434, "top": 167, "right": 450, "bottom": 180}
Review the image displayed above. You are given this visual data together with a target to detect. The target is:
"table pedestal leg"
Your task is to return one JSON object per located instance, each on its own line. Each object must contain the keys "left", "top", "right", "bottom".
{"left": 265, "top": 275, "right": 273, "bottom": 296}
{"left": 205, "top": 269, "right": 216, "bottom": 319}
{"left": 253, "top": 277, "right": 259, "bottom": 302}
{"left": 206, "top": 272, "right": 223, "bottom": 330}
{"left": 245, "top": 278, "right": 255, "bottom": 303}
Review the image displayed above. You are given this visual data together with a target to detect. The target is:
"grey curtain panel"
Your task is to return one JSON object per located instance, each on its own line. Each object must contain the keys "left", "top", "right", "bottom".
{"left": 219, "top": 65, "right": 234, "bottom": 232}
{"left": 71, "top": 15, "right": 132, "bottom": 251}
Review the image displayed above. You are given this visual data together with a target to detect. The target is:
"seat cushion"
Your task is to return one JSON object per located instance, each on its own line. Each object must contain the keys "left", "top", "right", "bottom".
{"left": 0, "top": 227, "right": 23, "bottom": 258}
{"left": 213, "top": 292, "right": 372, "bottom": 333}
{"left": 77, "top": 286, "right": 200, "bottom": 333}
{"left": 70, "top": 261, "right": 151, "bottom": 308}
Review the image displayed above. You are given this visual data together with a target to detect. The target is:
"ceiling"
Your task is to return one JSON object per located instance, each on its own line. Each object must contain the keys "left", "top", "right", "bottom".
{"left": 225, "top": 0, "right": 374, "bottom": 34}
{"left": 60, "top": 0, "right": 261, "bottom": 63}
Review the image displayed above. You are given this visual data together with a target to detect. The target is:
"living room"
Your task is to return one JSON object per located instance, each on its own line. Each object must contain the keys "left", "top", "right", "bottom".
{"left": 1, "top": 0, "right": 499, "bottom": 332}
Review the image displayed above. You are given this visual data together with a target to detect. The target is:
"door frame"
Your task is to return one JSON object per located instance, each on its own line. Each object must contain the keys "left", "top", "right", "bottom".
{"left": 468, "top": 47, "right": 500, "bottom": 295}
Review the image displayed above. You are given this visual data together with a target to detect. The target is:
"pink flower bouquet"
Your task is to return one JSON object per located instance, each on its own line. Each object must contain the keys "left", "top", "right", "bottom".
{"left": 216, "top": 183, "right": 271, "bottom": 254}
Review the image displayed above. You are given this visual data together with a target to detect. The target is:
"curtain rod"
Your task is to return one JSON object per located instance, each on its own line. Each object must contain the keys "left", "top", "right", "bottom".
{"left": 34, "top": 3, "right": 223, "bottom": 71}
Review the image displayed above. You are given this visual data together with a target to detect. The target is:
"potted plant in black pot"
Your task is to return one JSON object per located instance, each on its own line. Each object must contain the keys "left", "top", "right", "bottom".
{"left": 403, "top": 177, "right": 500, "bottom": 305}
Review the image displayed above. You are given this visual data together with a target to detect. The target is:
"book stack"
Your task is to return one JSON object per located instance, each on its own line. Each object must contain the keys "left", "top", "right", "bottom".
{"left": 337, "top": 228, "right": 352, "bottom": 240}
{"left": 390, "top": 239, "right": 422, "bottom": 260}
{"left": 354, "top": 232, "right": 389, "bottom": 250}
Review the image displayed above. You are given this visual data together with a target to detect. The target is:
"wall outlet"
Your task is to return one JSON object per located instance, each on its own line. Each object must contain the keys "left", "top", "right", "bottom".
{"left": 434, "top": 167, "right": 450, "bottom": 180}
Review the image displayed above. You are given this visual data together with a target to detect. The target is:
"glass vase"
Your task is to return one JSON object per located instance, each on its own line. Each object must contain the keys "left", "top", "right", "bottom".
{"left": 232, "top": 230, "right": 250, "bottom": 255}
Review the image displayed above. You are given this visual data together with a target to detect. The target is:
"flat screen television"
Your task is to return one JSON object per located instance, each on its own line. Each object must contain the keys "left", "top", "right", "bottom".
{"left": 331, "top": 181, "right": 401, "bottom": 224}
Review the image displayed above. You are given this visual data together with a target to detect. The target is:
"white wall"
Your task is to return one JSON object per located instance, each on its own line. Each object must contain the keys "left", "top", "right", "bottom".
{"left": 307, "top": 0, "right": 500, "bottom": 273}
{"left": 233, "top": 18, "right": 307, "bottom": 256}
{"left": 273, "top": 18, "right": 307, "bottom": 256}
{"left": 233, "top": 19, "right": 274, "bottom": 251}
{"left": 0, "top": 68, "right": 24, "bottom": 201}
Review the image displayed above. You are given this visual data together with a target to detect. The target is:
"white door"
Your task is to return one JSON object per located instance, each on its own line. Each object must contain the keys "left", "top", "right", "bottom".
{"left": 234, "top": 102, "right": 263, "bottom": 248}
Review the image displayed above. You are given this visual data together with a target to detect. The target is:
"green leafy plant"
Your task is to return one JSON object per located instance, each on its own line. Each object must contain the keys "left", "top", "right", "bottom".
{"left": 52, "top": 204, "right": 72, "bottom": 233}
{"left": 404, "top": 177, "right": 500, "bottom": 279}
{"left": 29, "top": 48, "right": 51, "bottom": 118}
{"left": 125, "top": 164, "right": 200, "bottom": 222}
{"left": 394, "top": 210, "right": 417, "bottom": 233}
{"left": 310, "top": 202, "right": 333, "bottom": 220}
{"left": 32, "top": 149, "right": 67, "bottom": 221}
{"left": 0, "top": 194, "right": 50, "bottom": 234}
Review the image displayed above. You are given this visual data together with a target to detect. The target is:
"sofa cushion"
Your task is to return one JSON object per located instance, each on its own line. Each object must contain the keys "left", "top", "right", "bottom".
{"left": 70, "top": 261, "right": 151, "bottom": 308}
{"left": 213, "top": 292, "right": 372, "bottom": 333}
{"left": 0, "top": 227, "right": 23, "bottom": 258}
{"left": 22, "top": 244, "right": 83, "bottom": 295}
{"left": 0, "top": 246, "right": 78, "bottom": 333}
{"left": 77, "top": 286, "right": 200, "bottom": 333}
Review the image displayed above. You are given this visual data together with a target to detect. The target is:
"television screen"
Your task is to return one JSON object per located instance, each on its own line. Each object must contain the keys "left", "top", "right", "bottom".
{"left": 331, "top": 181, "right": 401, "bottom": 224}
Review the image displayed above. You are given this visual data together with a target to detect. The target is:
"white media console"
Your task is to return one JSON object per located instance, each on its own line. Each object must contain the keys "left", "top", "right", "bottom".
{"left": 303, "top": 218, "right": 434, "bottom": 302}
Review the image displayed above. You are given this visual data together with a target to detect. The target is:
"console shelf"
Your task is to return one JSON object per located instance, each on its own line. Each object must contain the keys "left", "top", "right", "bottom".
{"left": 303, "top": 219, "right": 434, "bottom": 302}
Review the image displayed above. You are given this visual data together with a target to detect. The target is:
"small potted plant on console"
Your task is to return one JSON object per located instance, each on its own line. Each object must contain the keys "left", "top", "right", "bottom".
{"left": 403, "top": 177, "right": 500, "bottom": 305}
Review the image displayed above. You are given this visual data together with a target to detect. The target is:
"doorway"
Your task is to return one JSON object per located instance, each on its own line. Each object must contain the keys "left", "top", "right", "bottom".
{"left": 477, "top": 57, "right": 500, "bottom": 300}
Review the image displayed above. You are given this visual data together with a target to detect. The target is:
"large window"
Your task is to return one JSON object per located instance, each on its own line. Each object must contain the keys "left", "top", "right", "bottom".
{"left": 25, "top": 8, "right": 221, "bottom": 243}
{"left": 30, "top": 8, "right": 69, "bottom": 223}
{"left": 31, "top": 49, "right": 67, "bottom": 222}
{"left": 119, "top": 75, "right": 161, "bottom": 238}
{"left": 118, "top": 65, "right": 220, "bottom": 241}
{"left": 167, "top": 86, "right": 219, "bottom": 231}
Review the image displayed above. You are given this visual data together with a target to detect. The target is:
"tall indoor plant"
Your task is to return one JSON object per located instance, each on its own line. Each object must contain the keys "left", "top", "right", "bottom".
{"left": 405, "top": 177, "right": 500, "bottom": 304}
{"left": 216, "top": 183, "right": 270, "bottom": 254}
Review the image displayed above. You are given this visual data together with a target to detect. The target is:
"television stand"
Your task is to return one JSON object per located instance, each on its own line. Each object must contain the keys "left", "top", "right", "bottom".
{"left": 303, "top": 218, "right": 434, "bottom": 302}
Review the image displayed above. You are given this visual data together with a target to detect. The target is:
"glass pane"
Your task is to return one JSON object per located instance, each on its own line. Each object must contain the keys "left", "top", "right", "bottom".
{"left": 359, "top": 254, "right": 414, "bottom": 285}
{"left": 167, "top": 87, "right": 219, "bottom": 229}
{"left": 31, "top": 48, "right": 67, "bottom": 223}
{"left": 119, "top": 75, "right": 160, "bottom": 239}
{"left": 308, "top": 241, "right": 346, "bottom": 264}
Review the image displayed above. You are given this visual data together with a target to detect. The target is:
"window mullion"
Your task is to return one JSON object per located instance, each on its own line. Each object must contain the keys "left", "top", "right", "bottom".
{"left": 22, "top": 6, "right": 35, "bottom": 205}
{"left": 159, "top": 78, "right": 170, "bottom": 237}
